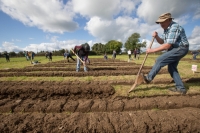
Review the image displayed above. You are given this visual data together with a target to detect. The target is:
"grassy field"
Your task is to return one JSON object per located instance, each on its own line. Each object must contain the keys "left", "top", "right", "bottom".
{"left": 0, "top": 53, "right": 200, "bottom": 96}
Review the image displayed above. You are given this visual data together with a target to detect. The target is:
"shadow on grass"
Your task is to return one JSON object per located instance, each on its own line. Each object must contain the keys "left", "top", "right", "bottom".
{"left": 132, "top": 83, "right": 191, "bottom": 94}
{"left": 132, "top": 84, "right": 176, "bottom": 93}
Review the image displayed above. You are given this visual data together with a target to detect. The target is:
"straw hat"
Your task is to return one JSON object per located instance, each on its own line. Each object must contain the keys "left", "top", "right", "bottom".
{"left": 156, "top": 13, "right": 174, "bottom": 24}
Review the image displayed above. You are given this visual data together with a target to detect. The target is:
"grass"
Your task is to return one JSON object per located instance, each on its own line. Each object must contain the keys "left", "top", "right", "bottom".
{"left": 0, "top": 54, "right": 200, "bottom": 96}
{"left": 0, "top": 56, "right": 64, "bottom": 69}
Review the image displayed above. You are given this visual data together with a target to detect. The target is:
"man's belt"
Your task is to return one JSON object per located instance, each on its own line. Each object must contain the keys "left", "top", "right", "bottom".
{"left": 180, "top": 45, "right": 189, "bottom": 48}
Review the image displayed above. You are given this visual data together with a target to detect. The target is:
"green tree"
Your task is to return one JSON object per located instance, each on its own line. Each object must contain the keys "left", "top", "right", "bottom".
{"left": 105, "top": 40, "right": 123, "bottom": 54}
{"left": 124, "top": 33, "right": 146, "bottom": 52}
{"left": 92, "top": 43, "right": 98, "bottom": 52}
{"left": 9, "top": 51, "right": 17, "bottom": 57}
{"left": 18, "top": 51, "right": 25, "bottom": 57}
{"left": 92, "top": 43, "right": 105, "bottom": 54}
{"left": 60, "top": 49, "right": 65, "bottom": 54}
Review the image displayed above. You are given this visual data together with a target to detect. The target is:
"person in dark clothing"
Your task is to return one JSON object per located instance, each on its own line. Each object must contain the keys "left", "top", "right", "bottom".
{"left": 64, "top": 50, "right": 75, "bottom": 62}
{"left": 74, "top": 44, "right": 90, "bottom": 72}
{"left": 134, "top": 48, "right": 137, "bottom": 59}
{"left": 136, "top": 49, "right": 140, "bottom": 60}
{"left": 49, "top": 52, "right": 52, "bottom": 61}
{"left": 191, "top": 51, "right": 199, "bottom": 60}
{"left": 4, "top": 52, "right": 10, "bottom": 62}
{"left": 104, "top": 52, "right": 108, "bottom": 60}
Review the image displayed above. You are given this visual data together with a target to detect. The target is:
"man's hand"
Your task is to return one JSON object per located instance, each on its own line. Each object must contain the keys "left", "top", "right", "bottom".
{"left": 152, "top": 31, "right": 164, "bottom": 44}
{"left": 146, "top": 48, "right": 154, "bottom": 54}
{"left": 152, "top": 31, "right": 158, "bottom": 37}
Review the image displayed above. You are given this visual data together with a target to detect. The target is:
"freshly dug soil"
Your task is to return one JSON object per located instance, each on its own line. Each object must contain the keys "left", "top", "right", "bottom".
{"left": 0, "top": 58, "right": 200, "bottom": 132}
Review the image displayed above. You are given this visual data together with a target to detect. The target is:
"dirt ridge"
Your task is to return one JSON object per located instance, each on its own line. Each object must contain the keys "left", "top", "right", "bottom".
{"left": 1, "top": 108, "right": 200, "bottom": 132}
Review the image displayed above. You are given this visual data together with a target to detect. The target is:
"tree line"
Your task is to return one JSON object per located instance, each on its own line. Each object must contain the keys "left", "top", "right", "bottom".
{"left": 0, "top": 32, "right": 146, "bottom": 57}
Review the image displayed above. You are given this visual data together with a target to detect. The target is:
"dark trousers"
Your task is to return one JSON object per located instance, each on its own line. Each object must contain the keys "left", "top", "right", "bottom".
{"left": 67, "top": 55, "right": 75, "bottom": 62}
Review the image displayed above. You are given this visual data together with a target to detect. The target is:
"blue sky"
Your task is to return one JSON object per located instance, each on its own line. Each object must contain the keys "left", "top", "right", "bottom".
{"left": 0, "top": 0, "right": 200, "bottom": 53}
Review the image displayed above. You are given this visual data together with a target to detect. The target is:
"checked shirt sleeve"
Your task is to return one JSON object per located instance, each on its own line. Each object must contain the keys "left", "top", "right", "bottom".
{"left": 161, "top": 22, "right": 189, "bottom": 48}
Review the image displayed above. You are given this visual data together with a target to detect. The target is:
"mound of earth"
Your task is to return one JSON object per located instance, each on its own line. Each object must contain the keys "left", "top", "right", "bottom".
{"left": 0, "top": 58, "right": 200, "bottom": 132}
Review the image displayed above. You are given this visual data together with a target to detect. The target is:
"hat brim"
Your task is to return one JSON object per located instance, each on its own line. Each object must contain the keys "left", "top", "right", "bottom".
{"left": 155, "top": 18, "right": 174, "bottom": 24}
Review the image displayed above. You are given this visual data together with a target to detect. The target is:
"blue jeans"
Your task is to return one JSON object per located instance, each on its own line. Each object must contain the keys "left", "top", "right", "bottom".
{"left": 193, "top": 53, "right": 198, "bottom": 60}
{"left": 76, "top": 56, "right": 87, "bottom": 71}
{"left": 146, "top": 46, "right": 188, "bottom": 90}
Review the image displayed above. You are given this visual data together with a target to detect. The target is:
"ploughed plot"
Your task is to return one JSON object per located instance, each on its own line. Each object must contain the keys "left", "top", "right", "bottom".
{"left": 0, "top": 58, "right": 200, "bottom": 132}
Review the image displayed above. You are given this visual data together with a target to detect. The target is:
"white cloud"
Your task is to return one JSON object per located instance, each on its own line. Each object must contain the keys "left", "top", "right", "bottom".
{"left": 0, "top": 0, "right": 78, "bottom": 33}
{"left": 193, "top": 9, "right": 200, "bottom": 20}
{"left": 0, "top": 39, "right": 90, "bottom": 53}
{"left": 72, "top": 0, "right": 139, "bottom": 19}
{"left": 188, "top": 26, "right": 200, "bottom": 50}
{"left": 137, "top": 0, "right": 199, "bottom": 24}
{"left": 27, "top": 37, "right": 96, "bottom": 53}
{"left": 119, "top": 0, "right": 140, "bottom": 15}
{"left": 1, "top": 42, "right": 22, "bottom": 53}
{"left": 174, "top": 15, "right": 190, "bottom": 26}
{"left": 83, "top": 0, "right": 200, "bottom": 45}
{"left": 0, "top": 0, "right": 200, "bottom": 53}
{"left": 84, "top": 16, "right": 160, "bottom": 44}
{"left": 23, "top": 39, "right": 88, "bottom": 53}
{"left": 72, "top": 0, "right": 120, "bottom": 19}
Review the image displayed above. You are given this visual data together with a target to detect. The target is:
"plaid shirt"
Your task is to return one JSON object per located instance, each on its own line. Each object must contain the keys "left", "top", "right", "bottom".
{"left": 161, "top": 21, "right": 189, "bottom": 48}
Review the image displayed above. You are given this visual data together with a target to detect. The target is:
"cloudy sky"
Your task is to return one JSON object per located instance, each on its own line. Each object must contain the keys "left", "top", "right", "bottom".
{"left": 0, "top": 0, "right": 200, "bottom": 53}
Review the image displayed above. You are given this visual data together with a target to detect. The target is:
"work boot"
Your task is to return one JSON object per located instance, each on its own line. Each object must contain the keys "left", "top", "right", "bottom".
{"left": 143, "top": 75, "right": 150, "bottom": 84}
{"left": 140, "top": 73, "right": 150, "bottom": 84}
{"left": 168, "top": 87, "right": 187, "bottom": 95}
{"left": 136, "top": 73, "right": 150, "bottom": 85}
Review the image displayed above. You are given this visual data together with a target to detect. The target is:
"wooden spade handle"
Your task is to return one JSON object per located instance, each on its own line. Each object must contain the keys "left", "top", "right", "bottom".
{"left": 136, "top": 37, "right": 155, "bottom": 75}
{"left": 70, "top": 49, "right": 85, "bottom": 64}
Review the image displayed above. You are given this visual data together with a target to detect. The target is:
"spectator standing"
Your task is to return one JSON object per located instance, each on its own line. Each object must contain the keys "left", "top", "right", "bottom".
{"left": 134, "top": 48, "right": 137, "bottom": 59}
{"left": 112, "top": 50, "right": 116, "bottom": 60}
{"left": 49, "top": 52, "right": 52, "bottom": 61}
{"left": 136, "top": 49, "right": 140, "bottom": 60}
{"left": 127, "top": 49, "right": 132, "bottom": 62}
{"left": 4, "top": 52, "right": 10, "bottom": 62}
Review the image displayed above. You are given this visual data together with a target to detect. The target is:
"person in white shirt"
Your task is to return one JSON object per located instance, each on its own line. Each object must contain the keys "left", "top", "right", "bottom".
{"left": 127, "top": 49, "right": 132, "bottom": 62}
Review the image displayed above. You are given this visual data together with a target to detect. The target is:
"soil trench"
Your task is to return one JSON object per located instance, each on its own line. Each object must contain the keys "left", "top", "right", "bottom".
{"left": 0, "top": 58, "right": 200, "bottom": 132}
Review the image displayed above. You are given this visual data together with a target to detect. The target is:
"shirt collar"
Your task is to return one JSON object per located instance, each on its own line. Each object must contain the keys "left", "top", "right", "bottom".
{"left": 164, "top": 21, "right": 174, "bottom": 32}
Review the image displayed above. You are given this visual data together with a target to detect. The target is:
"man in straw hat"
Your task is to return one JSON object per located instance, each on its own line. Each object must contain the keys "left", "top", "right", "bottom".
{"left": 140, "top": 12, "right": 189, "bottom": 94}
